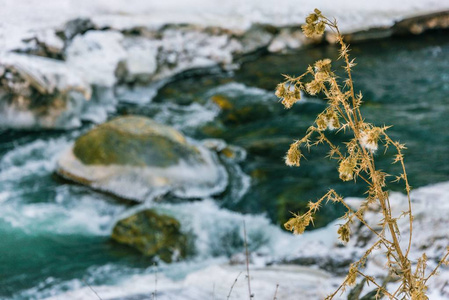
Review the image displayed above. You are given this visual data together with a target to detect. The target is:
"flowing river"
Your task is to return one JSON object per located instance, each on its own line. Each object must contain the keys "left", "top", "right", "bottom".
{"left": 0, "top": 32, "right": 448, "bottom": 299}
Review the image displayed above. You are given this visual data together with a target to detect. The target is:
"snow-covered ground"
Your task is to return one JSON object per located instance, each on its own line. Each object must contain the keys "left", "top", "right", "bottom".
{"left": 1, "top": 0, "right": 448, "bottom": 53}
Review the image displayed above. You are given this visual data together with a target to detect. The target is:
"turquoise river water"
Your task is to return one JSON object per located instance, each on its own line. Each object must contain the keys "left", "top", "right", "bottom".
{"left": 0, "top": 32, "right": 448, "bottom": 299}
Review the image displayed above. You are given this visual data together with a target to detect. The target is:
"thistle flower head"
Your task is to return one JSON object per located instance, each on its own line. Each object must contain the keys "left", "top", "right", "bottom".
{"left": 285, "top": 143, "right": 301, "bottom": 167}
{"left": 284, "top": 214, "right": 311, "bottom": 235}
{"left": 359, "top": 127, "right": 382, "bottom": 153}
{"left": 315, "top": 21, "right": 326, "bottom": 35}
{"left": 301, "top": 23, "right": 316, "bottom": 37}
{"left": 314, "top": 71, "right": 328, "bottom": 82}
{"left": 281, "top": 95, "right": 298, "bottom": 109}
{"left": 305, "top": 80, "right": 322, "bottom": 95}
{"left": 305, "top": 13, "right": 318, "bottom": 24}
{"left": 302, "top": 9, "right": 326, "bottom": 37}
{"left": 275, "top": 83, "right": 286, "bottom": 98}
{"left": 345, "top": 264, "right": 358, "bottom": 287}
{"left": 316, "top": 115, "right": 327, "bottom": 131}
{"left": 277, "top": 84, "right": 301, "bottom": 109}
{"left": 337, "top": 223, "right": 351, "bottom": 244}
{"left": 325, "top": 110, "right": 340, "bottom": 130}
{"left": 315, "top": 59, "right": 332, "bottom": 73}
{"left": 339, "top": 157, "right": 357, "bottom": 181}
{"left": 316, "top": 111, "right": 340, "bottom": 131}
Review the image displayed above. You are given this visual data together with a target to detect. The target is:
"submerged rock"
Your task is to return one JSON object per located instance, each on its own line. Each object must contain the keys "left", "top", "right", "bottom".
{"left": 57, "top": 115, "right": 228, "bottom": 201}
{"left": 111, "top": 209, "right": 187, "bottom": 262}
{"left": 210, "top": 94, "right": 272, "bottom": 125}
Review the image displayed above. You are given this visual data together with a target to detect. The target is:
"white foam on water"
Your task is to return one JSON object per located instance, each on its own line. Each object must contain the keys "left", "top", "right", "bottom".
{"left": 116, "top": 83, "right": 164, "bottom": 105}
{"left": 0, "top": 186, "right": 126, "bottom": 236}
{"left": 153, "top": 102, "right": 220, "bottom": 131}
{"left": 223, "top": 161, "right": 252, "bottom": 203}
{"left": 8, "top": 191, "right": 119, "bottom": 238}
{"left": 0, "top": 135, "right": 127, "bottom": 236}
{"left": 207, "top": 82, "right": 273, "bottom": 101}
{"left": 0, "top": 137, "right": 70, "bottom": 179}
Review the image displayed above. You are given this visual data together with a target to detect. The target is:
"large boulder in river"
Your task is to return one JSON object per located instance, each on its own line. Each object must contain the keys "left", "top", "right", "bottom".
{"left": 111, "top": 209, "right": 187, "bottom": 263}
{"left": 57, "top": 115, "right": 227, "bottom": 201}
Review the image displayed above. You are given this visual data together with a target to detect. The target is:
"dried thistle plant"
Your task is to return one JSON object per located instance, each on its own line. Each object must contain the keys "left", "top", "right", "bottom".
{"left": 277, "top": 9, "right": 449, "bottom": 299}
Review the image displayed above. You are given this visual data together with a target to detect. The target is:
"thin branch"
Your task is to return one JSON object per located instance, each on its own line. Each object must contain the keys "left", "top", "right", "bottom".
{"left": 273, "top": 284, "right": 279, "bottom": 300}
{"left": 82, "top": 279, "right": 103, "bottom": 300}
{"left": 243, "top": 221, "right": 253, "bottom": 299}
{"left": 227, "top": 272, "right": 242, "bottom": 300}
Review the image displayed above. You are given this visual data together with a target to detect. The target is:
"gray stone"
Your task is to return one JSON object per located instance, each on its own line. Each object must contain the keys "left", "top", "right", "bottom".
{"left": 57, "top": 115, "right": 228, "bottom": 201}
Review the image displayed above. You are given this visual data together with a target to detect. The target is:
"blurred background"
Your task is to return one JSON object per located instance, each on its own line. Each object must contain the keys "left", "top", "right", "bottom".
{"left": 0, "top": 1, "right": 448, "bottom": 299}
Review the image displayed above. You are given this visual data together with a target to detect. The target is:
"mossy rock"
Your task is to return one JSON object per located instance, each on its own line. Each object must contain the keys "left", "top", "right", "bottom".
{"left": 111, "top": 209, "right": 188, "bottom": 263}
{"left": 73, "top": 115, "right": 202, "bottom": 167}
{"left": 57, "top": 115, "right": 228, "bottom": 201}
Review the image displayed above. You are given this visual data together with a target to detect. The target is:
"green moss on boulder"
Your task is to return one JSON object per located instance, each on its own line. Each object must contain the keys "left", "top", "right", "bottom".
{"left": 73, "top": 116, "right": 202, "bottom": 167}
{"left": 111, "top": 209, "right": 188, "bottom": 263}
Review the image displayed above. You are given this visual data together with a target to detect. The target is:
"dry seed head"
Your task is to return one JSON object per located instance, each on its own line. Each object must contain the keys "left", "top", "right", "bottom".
{"left": 339, "top": 157, "right": 356, "bottom": 181}
{"left": 326, "top": 110, "right": 340, "bottom": 130}
{"left": 302, "top": 10, "right": 325, "bottom": 37}
{"left": 359, "top": 127, "right": 381, "bottom": 152}
{"left": 337, "top": 223, "right": 351, "bottom": 243}
{"left": 285, "top": 143, "right": 301, "bottom": 167}
{"left": 315, "top": 21, "right": 326, "bottom": 35}
{"left": 305, "top": 80, "right": 322, "bottom": 95}
{"left": 316, "top": 114, "right": 327, "bottom": 131}
{"left": 315, "top": 59, "right": 332, "bottom": 73}
{"left": 345, "top": 264, "right": 358, "bottom": 287}
{"left": 301, "top": 23, "right": 316, "bottom": 38}
{"left": 281, "top": 95, "right": 299, "bottom": 109}
{"left": 293, "top": 86, "right": 301, "bottom": 99}
{"left": 314, "top": 71, "right": 328, "bottom": 82}
{"left": 275, "top": 83, "right": 286, "bottom": 98}
{"left": 284, "top": 215, "right": 310, "bottom": 235}
{"left": 306, "top": 13, "right": 318, "bottom": 24}
{"left": 316, "top": 111, "right": 340, "bottom": 131}
{"left": 329, "top": 115, "right": 340, "bottom": 130}
{"left": 278, "top": 84, "right": 301, "bottom": 109}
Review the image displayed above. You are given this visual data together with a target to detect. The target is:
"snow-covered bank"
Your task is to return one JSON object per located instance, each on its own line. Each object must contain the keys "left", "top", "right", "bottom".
{"left": 1, "top": 0, "right": 448, "bottom": 53}
{"left": 40, "top": 181, "right": 449, "bottom": 300}
{"left": 1, "top": 1, "right": 449, "bottom": 129}
{"left": 44, "top": 264, "right": 333, "bottom": 300}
